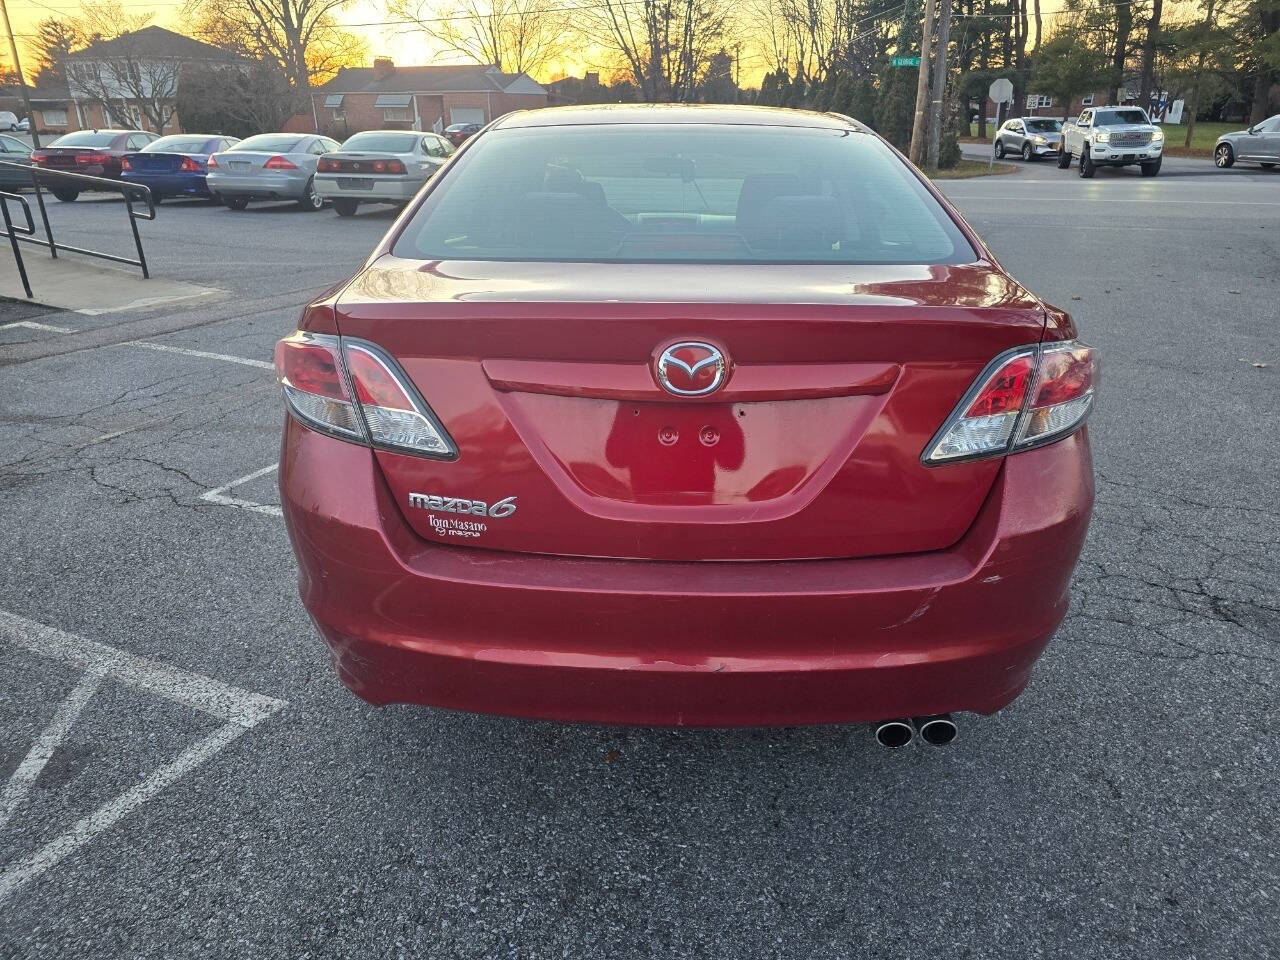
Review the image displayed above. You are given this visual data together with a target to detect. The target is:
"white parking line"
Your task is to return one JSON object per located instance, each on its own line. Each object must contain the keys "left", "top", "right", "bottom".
{"left": 0, "top": 666, "right": 107, "bottom": 833}
{"left": 0, "top": 610, "right": 285, "bottom": 725}
{"left": 200, "top": 463, "right": 283, "bottom": 517}
{"left": 0, "top": 320, "right": 73, "bottom": 333}
{"left": 0, "top": 610, "right": 288, "bottom": 903}
{"left": 131, "top": 341, "right": 274, "bottom": 370}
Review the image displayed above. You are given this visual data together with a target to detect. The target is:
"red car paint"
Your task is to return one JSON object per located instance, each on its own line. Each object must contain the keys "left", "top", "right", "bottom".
{"left": 278, "top": 105, "right": 1095, "bottom": 726}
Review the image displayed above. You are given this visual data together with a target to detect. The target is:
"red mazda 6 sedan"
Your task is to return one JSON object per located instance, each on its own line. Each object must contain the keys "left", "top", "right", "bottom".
{"left": 276, "top": 104, "right": 1095, "bottom": 744}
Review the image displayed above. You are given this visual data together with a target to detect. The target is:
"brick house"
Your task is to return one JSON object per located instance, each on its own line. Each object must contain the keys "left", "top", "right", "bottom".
{"left": 305, "top": 59, "right": 547, "bottom": 138}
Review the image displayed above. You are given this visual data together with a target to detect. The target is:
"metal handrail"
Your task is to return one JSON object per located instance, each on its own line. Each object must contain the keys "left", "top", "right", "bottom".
{"left": 0, "top": 160, "right": 155, "bottom": 298}
{"left": 0, "top": 190, "right": 35, "bottom": 297}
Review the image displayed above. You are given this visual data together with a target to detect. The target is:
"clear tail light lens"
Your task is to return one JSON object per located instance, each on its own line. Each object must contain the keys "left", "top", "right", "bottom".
{"left": 924, "top": 340, "right": 1096, "bottom": 464}
{"left": 343, "top": 342, "right": 456, "bottom": 457}
{"left": 274, "top": 332, "right": 457, "bottom": 459}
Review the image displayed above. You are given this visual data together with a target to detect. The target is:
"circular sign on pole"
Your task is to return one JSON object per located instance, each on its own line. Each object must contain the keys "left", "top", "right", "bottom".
{"left": 988, "top": 78, "right": 1013, "bottom": 103}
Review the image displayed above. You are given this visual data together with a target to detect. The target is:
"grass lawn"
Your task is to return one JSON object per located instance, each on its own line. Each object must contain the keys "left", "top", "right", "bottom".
{"left": 964, "top": 120, "right": 1244, "bottom": 156}
{"left": 930, "top": 159, "right": 1020, "bottom": 179}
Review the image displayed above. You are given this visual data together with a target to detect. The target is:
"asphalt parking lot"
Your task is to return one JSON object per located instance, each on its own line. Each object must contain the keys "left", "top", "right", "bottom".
{"left": 1, "top": 159, "right": 1277, "bottom": 958}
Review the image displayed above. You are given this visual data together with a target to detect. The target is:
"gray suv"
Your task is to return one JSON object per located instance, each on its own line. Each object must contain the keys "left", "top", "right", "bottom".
{"left": 993, "top": 117, "right": 1063, "bottom": 161}
{"left": 1214, "top": 115, "right": 1280, "bottom": 169}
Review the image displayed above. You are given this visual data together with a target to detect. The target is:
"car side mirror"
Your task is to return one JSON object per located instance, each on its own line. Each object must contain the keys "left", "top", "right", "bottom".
{"left": 1248, "top": 126, "right": 1257, "bottom": 135}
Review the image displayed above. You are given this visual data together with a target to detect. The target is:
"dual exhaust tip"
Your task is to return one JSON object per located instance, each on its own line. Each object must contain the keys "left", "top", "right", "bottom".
{"left": 875, "top": 714, "right": 957, "bottom": 748}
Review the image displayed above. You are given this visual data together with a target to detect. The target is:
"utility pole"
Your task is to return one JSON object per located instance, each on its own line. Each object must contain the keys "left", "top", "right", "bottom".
{"left": 909, "top": 0, "right": 938, "bottom": 166}
{"left": 925, "top": 0, "right": 953, "bottom": 172}
{"left": 0, "top": 0, "right": 39, "bottom": 148}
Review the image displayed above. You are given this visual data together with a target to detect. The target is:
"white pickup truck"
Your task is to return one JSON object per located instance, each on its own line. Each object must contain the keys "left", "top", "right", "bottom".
{"left": 1058, "top": 106, "right": 1164, "bottom": 178}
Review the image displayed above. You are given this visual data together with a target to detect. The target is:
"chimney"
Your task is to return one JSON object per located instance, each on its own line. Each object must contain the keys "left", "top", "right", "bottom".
{"left": 373, "top": 57, "right": 395, "bottom": 81}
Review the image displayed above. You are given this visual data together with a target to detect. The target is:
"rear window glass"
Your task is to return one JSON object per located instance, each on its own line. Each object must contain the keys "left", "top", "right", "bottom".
{"left": 1025, "top": 118, "right": 1062, "bottom": 132}
{"left": 50, "top": 132, "right": 117, "bottom": 147}
{"left": 393, "top": 125, "right": 975, "bottom": 264}
{"left": 1094, "top": 109, "right": 1148, "bottom": 126}
{"left": 144, "top": 136, "right": 214, "bottom": 153}
{"left": 231, "top": 134, "right": 303, "bottom": 152}
{"left": 343, "top": 132, "right": 419, "bottom": 152}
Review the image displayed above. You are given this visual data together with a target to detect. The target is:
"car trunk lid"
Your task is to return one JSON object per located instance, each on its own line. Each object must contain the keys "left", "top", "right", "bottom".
{"left": 331, "top": 255, "right": 1047, "bottom": 561}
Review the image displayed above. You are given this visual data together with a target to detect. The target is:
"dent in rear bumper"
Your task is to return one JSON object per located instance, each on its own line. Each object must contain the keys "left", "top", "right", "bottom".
{"left": 279, "top": 419, "right": 1094, "bottom": 725}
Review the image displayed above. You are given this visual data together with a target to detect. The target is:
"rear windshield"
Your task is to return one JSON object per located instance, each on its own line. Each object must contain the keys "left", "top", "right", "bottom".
{"left": 231, "top": 134, "right": 303, "bottom": 152}
{"left": 393, "top": 125, "right": 975, "bottom": 264}
{"left": 1025, "top": 118, "right": 1062, "bottom": 132}
{"left": 144, "top": 136, "right": 214, "bottom": 153}
{"left": 50, "top": 132, "right": 117, "bottom": 147}
{"left": 343, "top": 132, "right": 419, "bottom": 152}
{"left": 1094, "top": 109, "right": 1148, "bottom": 126}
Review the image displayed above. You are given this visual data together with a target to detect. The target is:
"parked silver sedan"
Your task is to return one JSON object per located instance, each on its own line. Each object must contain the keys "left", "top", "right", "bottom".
{"left": 1214, "top": 115, "right": 1280, "bottom": 169}
{"left": 314, "top": 130, "right": 455, "bottom": 217}
{"left": 207, "top": 133, "right": 341, "bottom": 211}
{"left": 994, "top": 117, "right": 1063, "bottom": 161}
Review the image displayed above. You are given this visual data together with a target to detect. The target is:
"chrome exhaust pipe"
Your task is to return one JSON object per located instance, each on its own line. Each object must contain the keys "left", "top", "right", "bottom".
{"left": 912, "top": 714, "right": 958, "bottom": 746}
{"left": 874, "top": 718, "right": 914, "bottom": 748}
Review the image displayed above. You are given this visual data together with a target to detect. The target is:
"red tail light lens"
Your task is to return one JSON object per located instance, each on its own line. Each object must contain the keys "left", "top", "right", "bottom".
{"left": 263, "top": 155, "right": 297, "bottom": 170}
{"left": 274, "top": 333, "right": 362, "bottom": 440}
{"left": 76, "top": 152, "right": 109, "bottom": 165}
{"left": 317, "top": 157, "right": 338, "bottom": 172}
{"left": 274, "top": 332, "right": 457, "bottom": 458}
{"left": 207, "top": 154, "right": 219, "bottom": 168}
{"left": 179, "top": 156, "right": 203, "bottom": 172}
{"left": 385, "top": 159, "right": 406, "bottom": 174}
{"left": 1019, "top": 342, "right": 1097, "bottom": 445}
{"left": 372, "top": 160, "right": 386, "bottom": 173}
{"left": 121, "top": 156, "right": 132, "bottom": 170}
{"left": 30, "top": 151, "right": 46, "bottom": 166}
{"left": 924, "top": 341, "right": 1096, "bottom": 464}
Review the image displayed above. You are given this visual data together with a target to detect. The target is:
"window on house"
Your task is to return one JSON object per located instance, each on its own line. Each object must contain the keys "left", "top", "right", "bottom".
{"left": 1081, "top": 93, "right": 1095, "bottom": 106}
{"left": 374, "top": 94, "right": 413, "bottom": 124}
{"left": 43, "top": 109, "right": 67, "bottom": 126}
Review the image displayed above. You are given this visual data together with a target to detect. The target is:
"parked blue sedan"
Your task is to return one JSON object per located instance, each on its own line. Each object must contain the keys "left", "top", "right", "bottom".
{"left": 121, "top": 134, "right": 240, "bottom": 203}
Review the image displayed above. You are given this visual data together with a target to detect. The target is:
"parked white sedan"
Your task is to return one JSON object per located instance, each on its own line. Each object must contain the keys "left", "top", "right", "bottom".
{"left": 314, "top": 130, "right": 456, "bottom": 217}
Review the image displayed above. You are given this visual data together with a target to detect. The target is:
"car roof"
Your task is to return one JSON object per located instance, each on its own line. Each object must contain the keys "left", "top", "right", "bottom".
{"left": 491, "top": 103, "right": 868, "bottom": 132}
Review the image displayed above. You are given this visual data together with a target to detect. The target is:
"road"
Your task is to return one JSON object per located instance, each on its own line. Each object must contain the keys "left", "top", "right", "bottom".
{"left": 1, "top": 160, "right": 1277, "bottom": 959}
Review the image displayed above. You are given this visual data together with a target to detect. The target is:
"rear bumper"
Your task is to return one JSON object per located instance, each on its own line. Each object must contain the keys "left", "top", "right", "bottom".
{"left": 314, "top": 175, "right": 425, "bottom": 203}
{"left": 280, "top": 420, "right": 1094, "bottom": 726}
{"left": 121, "top": 171, "right": 209, "bottom": 196}
{"left": 206, "top": 172, "right": 308, "bottom": 199}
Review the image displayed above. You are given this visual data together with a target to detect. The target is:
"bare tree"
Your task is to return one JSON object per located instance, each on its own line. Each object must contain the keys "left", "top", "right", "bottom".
{"left": 580, "top": 0, "right": 731, "bottom": 101}
{"left": 389, "top": 0, "right": 565, "bottom": 75}
{"left": 66, "top": 36, "right": 185, "bottom": 130}
{"left": 182, "top": 0, "right": 364, "bottom": 91}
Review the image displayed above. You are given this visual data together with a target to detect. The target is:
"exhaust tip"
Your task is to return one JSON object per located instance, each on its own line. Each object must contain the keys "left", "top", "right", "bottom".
{"left": 874, "top": 719, "right": 914, "bottom": 749}
{"left": 913, "top": 714, "right": 958, "bottom": 746}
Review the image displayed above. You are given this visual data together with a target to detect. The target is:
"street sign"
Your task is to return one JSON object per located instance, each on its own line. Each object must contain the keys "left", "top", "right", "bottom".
{"left": 988, "top": 78, "right": 1013, "bottom": 103}
{"left": 891, "top": 56, "right": 921, "bottom": 67}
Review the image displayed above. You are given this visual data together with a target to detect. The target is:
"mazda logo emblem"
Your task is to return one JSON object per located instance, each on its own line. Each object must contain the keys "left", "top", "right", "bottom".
{"left": 655, "top": 341, "right": 727, "bottom": 397}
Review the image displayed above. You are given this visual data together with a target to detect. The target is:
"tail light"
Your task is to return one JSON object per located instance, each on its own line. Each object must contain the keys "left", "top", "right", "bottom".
{"left": 372, "top": 160, "right": 386, "bottom": 173}
{"left": 76, "top": 152, "right": 110, "bottom": 165}
{"left": 179, "top": 156, "right": 203, "bottom": 172}
{"left": 383, "top": 159, "right": 406, "bottom": 174}
{"left": 121, "top": 156, "right": 132, "bottom": 170}
{"left": 207, "top": 154, "right": 219, "bottom": 168}
{"left": 317, "top": 157, "right": 338, "bottom": 172}
{"left": 275, "top": 332, "right": 457, "bottom": 459}
{"left": 30, "top": 150, "right": 46, "bottom": 166}
{"left": 923, "top": 340, "right": 1096, "bottom": 464}
{"left": 263, "top": 155, "right": 297, "bottom": 170}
